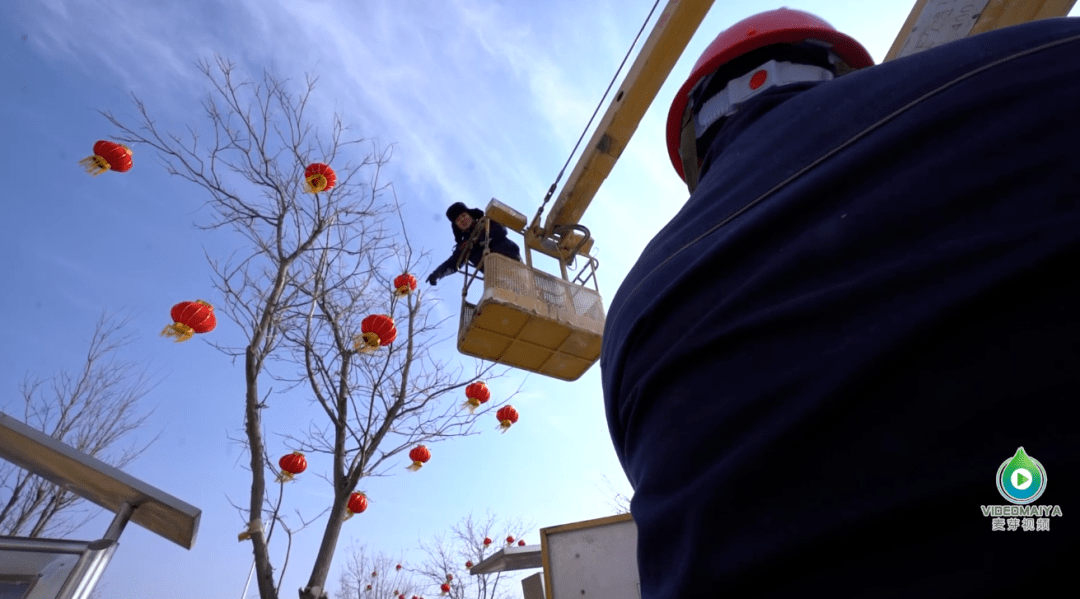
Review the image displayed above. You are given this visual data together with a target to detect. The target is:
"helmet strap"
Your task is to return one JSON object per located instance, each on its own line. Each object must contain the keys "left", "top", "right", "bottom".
{"left": 679, "top": 97, "right": 701, "bottom": 194}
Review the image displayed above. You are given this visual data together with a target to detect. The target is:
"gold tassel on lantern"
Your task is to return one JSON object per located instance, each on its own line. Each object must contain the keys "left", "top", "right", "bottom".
{"left": 161, "top": 322, "right": 196, "bottom": 342}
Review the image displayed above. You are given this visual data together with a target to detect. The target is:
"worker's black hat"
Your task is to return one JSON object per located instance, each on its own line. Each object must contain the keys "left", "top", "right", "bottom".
{"left": 446, "top": 202, "right": 484, "bottom": 222}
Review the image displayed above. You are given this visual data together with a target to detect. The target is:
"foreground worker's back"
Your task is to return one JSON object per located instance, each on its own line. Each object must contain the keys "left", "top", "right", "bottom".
{"left": 602, "top": 18, "right": 1080, "bottom": 598}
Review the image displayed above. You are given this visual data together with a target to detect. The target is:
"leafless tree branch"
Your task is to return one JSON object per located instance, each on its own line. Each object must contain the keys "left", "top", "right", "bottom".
{"left": 0, "top": 312, "right": 160, "bottom": 539}
{"left": 416, "top": 512, "right": 533, "bottom": 599}
{"left": 335, "top": 542, "right": 419, "bottom": 599}
{"left": 598, "top": 473, "right": 633, "bottom": 515}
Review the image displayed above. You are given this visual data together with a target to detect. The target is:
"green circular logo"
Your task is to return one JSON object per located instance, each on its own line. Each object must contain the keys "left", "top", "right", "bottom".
{"left": 996, "top": 447, "right": 1046, "bottom": 504}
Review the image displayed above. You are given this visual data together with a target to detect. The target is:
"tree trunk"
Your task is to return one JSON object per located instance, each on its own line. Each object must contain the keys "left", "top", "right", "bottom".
{"left": 299, "top": 488, "right": 350, "bottom": 599}
{"left": 246, "top": 348, "right": 277, "bottom": 599}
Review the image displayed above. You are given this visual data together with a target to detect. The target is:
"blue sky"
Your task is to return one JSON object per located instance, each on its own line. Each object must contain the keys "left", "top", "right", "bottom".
{"left": 3, "top": 1, "right": 1076, "bottom": 597}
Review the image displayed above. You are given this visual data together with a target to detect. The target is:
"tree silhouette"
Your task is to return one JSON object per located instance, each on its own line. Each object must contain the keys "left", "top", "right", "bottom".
{"left": 103, "top": 55, "right": 519, "bottom": 599}
{"left": 1, "top": 312, "right": 158, "bottom": 539}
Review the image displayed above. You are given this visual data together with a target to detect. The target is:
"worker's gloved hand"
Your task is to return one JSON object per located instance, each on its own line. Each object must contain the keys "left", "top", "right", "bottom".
{"left": 427, "top": 263, "right": 455, "bottom": 286}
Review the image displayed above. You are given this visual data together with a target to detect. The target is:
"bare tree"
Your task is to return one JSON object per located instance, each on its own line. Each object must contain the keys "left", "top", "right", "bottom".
{"left": 598, "top": 473, "right": 632, "bottom": 515}
{"left": 335, "top": 542, "right": 419, "bottom": 599}
{"left": 416, "top": 512, "right": 531, "bottom": 599}
{"left": 0, "top": 312, "right": 158, "bottom": 538}
{"left": 102, "top": 55, "right": 518, "bottom": 599}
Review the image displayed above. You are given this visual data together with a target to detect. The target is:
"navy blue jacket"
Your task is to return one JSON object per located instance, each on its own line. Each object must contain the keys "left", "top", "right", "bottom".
{"left": 434, "top": 219, "right": 521, "bottom": 277}
{"left": 602, "top": 18, "right": 1080, "bottom": 598}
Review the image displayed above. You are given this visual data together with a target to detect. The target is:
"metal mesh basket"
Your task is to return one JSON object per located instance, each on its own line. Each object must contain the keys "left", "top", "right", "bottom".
{"left": 483, "top": 254, "right": 604, "bottom": 329}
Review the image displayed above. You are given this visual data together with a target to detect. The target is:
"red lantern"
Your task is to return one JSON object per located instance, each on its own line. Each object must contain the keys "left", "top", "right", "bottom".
{"left": 446, "top": 574, "right": 453, "bottom": 582}
{"left": 440, "top": 583, "right": 450, "bottom": 595}
{"left": 462, "top": 381, "right": 490, "bottom": 413}
{"left": 276, "top": 451, "right": 307, "bottom": 482}
{"left": 505, "top": 535, "right": 514, "bottom": 545}
{"left": 496, "top": 406, "right": 519, "bottom": 433}
{"left": 345, "top": 491, "right": 368, "bottom": 520}
{"left": 303, "top": 162, "right": 337, "bottom": 193}
{"left": 407, "top": 445, "right": 431, "bottom": 472}
{"left": 483, "top": 537, "right": 492, "bottom": 546}
{"left": 79, "top": 140, "right": 133, "bottom": 176}
{"left": 465, "top": 560, "right": 473, "bottom": 569}
{"left": 394, "top": 273, "right": 418, "bottom": 297}
{"left": 355, "top": 314, "right": 397, "bottom": 353}
{"left": 396, "top": 564, "right": 402, "bottom": 571}
{"left": 161, "top": 300, "right": 217, "bottom": 342}
{"left": 372, "top": 570, "right": 377, "bottom": 578}
{"left": 366, "top": 584, "right": 372, "bottom": 591}
{"left": 399, "top": 595, "right": 405, "bottom": 599}
{"left": 518, "top": 539, "right": 526, "bottom": 546}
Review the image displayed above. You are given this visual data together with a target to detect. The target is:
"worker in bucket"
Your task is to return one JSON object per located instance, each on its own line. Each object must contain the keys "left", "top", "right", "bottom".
{"left": 427, "top": 202, "right": 522, "bottom": 285}
{"left": 601, "top": 8, "right": 1078, "bottom": 597}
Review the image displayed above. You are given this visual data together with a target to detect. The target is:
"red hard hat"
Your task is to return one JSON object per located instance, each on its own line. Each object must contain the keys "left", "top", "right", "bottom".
{"left": 666, "top": 8, "right": 874, "bottom": 181}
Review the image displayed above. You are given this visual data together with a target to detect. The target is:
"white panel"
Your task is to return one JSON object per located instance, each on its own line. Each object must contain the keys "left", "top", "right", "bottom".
{"left": 894, "top": 0, "right": 992, "bottom": 59}
{"left": 545, "top": 517, "right": 639, "bottom": 599}
{"left": 521, "top": 572, "right": 545, "bottom": 599}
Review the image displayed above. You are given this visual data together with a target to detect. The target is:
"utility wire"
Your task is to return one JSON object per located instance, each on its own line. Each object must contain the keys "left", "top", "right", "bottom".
{"left": 532, "top": 0, "right": 663, "bottom": 227}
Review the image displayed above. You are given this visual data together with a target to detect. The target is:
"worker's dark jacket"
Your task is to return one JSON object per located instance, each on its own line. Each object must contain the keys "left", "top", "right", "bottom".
{"left": 434, "top": 220, "right": 520, "bottom": 276}
{"left": 602, "top": 18, "right": 1080, "bottom": 598}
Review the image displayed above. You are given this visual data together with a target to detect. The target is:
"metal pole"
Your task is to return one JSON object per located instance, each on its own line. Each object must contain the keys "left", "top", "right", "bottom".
{"left": 56, "top": 502, "right": 137, "bottom": 599}
{"left": 240, "top": 558, "right": 256, "bottom": 599}
{"left": 102, "top": 501, "right": 136, "bottom": 541}
{"left": 60, "top": 539, "right": 119, "bottom": 599}
{"left": 0, "top": 537, "right": 88, "bottom": 553}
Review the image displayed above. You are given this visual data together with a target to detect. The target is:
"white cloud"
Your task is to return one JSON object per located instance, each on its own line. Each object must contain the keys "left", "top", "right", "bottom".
{"left": 31, "top": 0, "right": 222, "bottom": 106}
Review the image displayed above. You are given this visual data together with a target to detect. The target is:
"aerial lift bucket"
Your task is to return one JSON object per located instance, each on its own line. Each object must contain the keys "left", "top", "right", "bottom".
{"left": 457, "top": 201, "right": 605, "bottom": 381}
